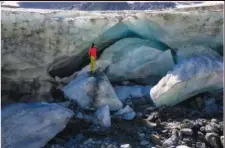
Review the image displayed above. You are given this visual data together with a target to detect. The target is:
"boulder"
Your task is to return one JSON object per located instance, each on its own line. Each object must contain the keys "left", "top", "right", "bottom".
{"left": 2, "top": 102, "right": 74, "bottom": 148}
{"left": 150, "top": 54, "right": 223, "bottom": 107}
{"left": 63, "top": 72, "right": 123, "bottom": 111}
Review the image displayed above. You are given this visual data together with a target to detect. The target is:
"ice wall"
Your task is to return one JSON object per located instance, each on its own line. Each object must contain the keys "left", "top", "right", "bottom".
{"left": 1, "top": 7, "right": 223, "bottom": 96}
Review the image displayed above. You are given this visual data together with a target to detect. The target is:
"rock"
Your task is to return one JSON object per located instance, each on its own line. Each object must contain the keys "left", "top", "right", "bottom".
{"left": 63, "top": 72, "right": 123, "bottom": 111}
{"left": 220, "top": 136, "right": 224, "bottom": 146}
{"left": 142, "top": 119, "right": 158, "bottom": 128}
{"left": 151, "top": 134, "right": 162, "bottom": 145}
{"left": 75, "top": 112, "right": 84, "bottom": 119}
{"left": 176, "top": 145, "right": 190, "bottom": 148}
{"left": 205, "top": 133, "right": 222, "bottom": 148}
{"left": 2, "top": 102, "right": 74, "bottom": 148}
{"left": 140, "top": 140, "right": 150, "bottom": 146}
{"left": 197, "top": 131, "right": 205, "bottom": 140}
{"left": 147, "top": 111, "right": 160, "bottom": 121}
{"left": 94, "top": 105, "right": 111, "bottom": 128}
{"left": 195, "top": 142, "right": 206, "bottom": 148}
{"left": 114, "top": 85, "right": 152, "bottom": 103}
{"left": 136, "top": 112, "right": 143, "bottom": 119}
{"left": 120, "top": 144, "right": 131, "bottom": 148}
{"left": 211, "top": 119, "right": 219, "bottom": 124}
{"left": 83, "top": 138, "right": 93, "bottom": 145}
{"left": 150, "top": 54, "right": 223, "bottom": 107}
{"left": 139, "top": 133, "right": 145, "bottom": 139}
{"left": 180, "top": 128, "right": 193, "bottom": 136}
{"left": 162, "top": 129, "right": 179, "bottom": 148}
{"left": 205, "top": 123, "right": 220, "bottom": 133}
{"left": 200, "top": 127, "right": 206, "bottom": 132}
{"left": 113, "top": 105, "right": 136, "bottom": 120}
{"left": 182, "top": 119, "right": 196, "bottom": 129}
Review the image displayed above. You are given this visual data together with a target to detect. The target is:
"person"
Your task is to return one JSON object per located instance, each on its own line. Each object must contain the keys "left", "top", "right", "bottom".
{"left": 88, "top": 43, "right": 97, "bottom": 74}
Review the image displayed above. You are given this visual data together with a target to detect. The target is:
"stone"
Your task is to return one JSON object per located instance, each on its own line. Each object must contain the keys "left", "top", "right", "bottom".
{"left": 205, "top": 123, "right": 220, "bottom": 133}
{"left": 2, "top": 102, "right": 74, "bottom": 148}
{"left": 200, "top": 126, "right": 205, "bottom": 132}
{"left": 176, "top": 145, "right": 190, "bottom": 148}
{"left": 211, "top": 119, "right": 218, "bottom": 124}
{"left": 147, "top": 111, "right": 160, "bottom": 121}
{"left": 120, "top": 144, "right": 131, "bottom": 148}
{"left": 151, "top": 134, "right": 162, "bottom": 145}
{"left": 136, "top": 112, "right": 143, "bottom": 119}
{"left": 182, "top": 119, "right": 195, "bottom": 129}
{"left": 205, "top": 133, "right": 222, "bottom": 148}
{"left": 197, "top": 132, "right": 205, "bottom": 140}
{"left": 139, "top": 133, "right": 145, "bottom": 139}
{"left": 63, "top": 72, "right": 123, "bottom": 111}
{"left": 196, "top": 142, "right": 206, "bottom": 148}
{"left": 162, "top": 129, "right": 179, "bottom": 148}
{"left": 140, "top": 140, "right": 149, "bottom": 146}
{"left": 221, "top": 136, "right": 224, "bottom": 146}
{"left": 114, "top": 105, "right": 136, "bottom": 120}
{"left": 180, "top": 128, "right": 193, "bottom": 136}
{"left": 94, "top": 105, "right": 111, "bottom": 128}
{"left": 114, "top": 85, "right": 152, "bottom": 103}
{"left": 150, "top": 54, "right": 223, "bottom": 107}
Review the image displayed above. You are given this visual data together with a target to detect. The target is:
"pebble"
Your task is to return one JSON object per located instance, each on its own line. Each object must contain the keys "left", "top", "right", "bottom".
{"left": 136, "top": 112, "right": 143, "bottom": 119}
{"left": 139, "top": 133, "right": 145, "bottom": 139}
{"left": 195, "top": 142, "right": 206, "bottom": 148}
{"left": 162, "top": 129, "right": 179, "bottom": 147}
{"left": 180, "top": 128, "right": 193, "bottom": 136}
{"left": 200, "top": 126, "right": 205, "bottom": 132}
{"left": 151, "top": 134, "right": 161, "bottom": 145}
{"left": 140, "top": 140, "right": 149, "bottom": 146}
{"left": 83, "top": 138, "right": 93, "bottom": 145}
{"left": 182, "top": 119, "right": 195, "bottom": 128}
{"left": 120, "top": 144, "right": 131, "bottom": 148}
{"left": 197, "top": 131, "right": 205, "bottom": 140}
{"left": 211, "top": 119, "right": 218, "bottom": 124}
{"left": 147, "top": 111, "right": 159, "bottom": 121}
{"left": 220, "top": 136, "right": 224, "bottom": 146}
{"left": 176, "top": 145, "right": 190, "bottom": 148}
{"left": 205, "top": 123, "right": 220, "bottom": 133}
{"left": 205, "top": 133, "right": 222, "bottom": 148}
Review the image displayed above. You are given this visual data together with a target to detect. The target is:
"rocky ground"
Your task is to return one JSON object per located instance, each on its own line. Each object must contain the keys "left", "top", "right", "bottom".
{"left": 42, "top": 90, "right": 223, "bottom": 148}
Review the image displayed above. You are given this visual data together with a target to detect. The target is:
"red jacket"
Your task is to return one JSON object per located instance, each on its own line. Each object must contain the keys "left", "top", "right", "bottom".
{"left": 88, "top": 47, "right": 97, "bottom": 58}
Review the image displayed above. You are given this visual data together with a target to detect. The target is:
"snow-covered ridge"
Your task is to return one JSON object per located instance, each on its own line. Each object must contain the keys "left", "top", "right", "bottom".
{"left": 1, "top": 1, "right": 224, "bottom": 11}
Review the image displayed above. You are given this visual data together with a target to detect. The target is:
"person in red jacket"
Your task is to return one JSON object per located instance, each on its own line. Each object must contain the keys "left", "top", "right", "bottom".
{"left": 88, "top": 43, "right": 97, "bottom": 73}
